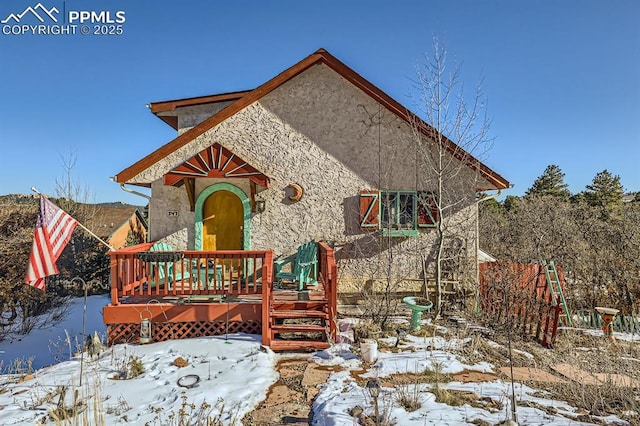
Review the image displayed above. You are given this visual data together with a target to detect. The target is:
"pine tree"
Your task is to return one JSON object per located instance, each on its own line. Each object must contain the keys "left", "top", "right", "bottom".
{"left": 525, "top": 164, "right": 571, "bottom": 199}
{"left": 584, "top": 169, "right": 624, "bottom": 210}
{"left": 125, "top": 229, "right": 142, "bottom": 247}
{"left": 503, "top": 195, "right": 520, "bottom": 212}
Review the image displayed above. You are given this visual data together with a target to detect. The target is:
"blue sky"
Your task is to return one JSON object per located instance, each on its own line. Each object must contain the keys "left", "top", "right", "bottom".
{"left": 1, "top": 0, "right": 638, "bottom": 204}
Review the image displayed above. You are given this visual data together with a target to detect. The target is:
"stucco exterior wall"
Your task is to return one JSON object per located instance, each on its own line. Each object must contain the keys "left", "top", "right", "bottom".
{"left": 149, "top": 181, "right": 193, "bottom": 249}
{"left": 176, "top": 101, "right": 236, "bottom": 134}
{"left": 156, "top": 101, "right": 237, "bottom": 136}
{"left": 137, "top": 63, "right": 480, "bottom": 291}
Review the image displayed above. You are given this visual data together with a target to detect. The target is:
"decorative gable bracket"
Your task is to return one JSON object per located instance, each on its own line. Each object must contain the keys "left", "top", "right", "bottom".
{"left": 164, "top": 143, "right": 270, "bottom": 212}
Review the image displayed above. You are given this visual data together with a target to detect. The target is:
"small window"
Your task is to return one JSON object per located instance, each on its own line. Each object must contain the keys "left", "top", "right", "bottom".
{"left": 381, "top": 191, "right": 417, "bottom": 236}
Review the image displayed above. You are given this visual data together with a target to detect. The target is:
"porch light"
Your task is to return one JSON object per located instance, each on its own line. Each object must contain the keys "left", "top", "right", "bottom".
{"left": 139, "top": 318, "right": 152, "bottom": 344}
{"left": 255, "top": 199, "right": 266, "bottom": 213}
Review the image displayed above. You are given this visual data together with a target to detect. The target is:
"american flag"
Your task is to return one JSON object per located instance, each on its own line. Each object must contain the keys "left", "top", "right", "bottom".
{"left": 25, "top": 197, "right": 78, "bottom": 291}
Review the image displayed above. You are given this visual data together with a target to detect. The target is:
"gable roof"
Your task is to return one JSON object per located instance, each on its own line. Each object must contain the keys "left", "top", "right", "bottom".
{"left": 87, "top": 205, "right": 147, "bottom": 238}
{"left": 115, "top": 49, "right": 510, "bottom": 191}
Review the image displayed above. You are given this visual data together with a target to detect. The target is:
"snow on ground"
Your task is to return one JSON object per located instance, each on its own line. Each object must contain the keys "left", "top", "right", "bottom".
{"left": 0, "top": 334, "right": 277, "bottom": 425}
{"left": 580, "top": 328, "right": 640, "bottom": 342}
{"left": 0, "top": 296, "right": 278, "bottom": 425}
{"left": 311, "top": 335, "right": 627, "bottom": 426}
{"left": 0, "top": 298, "right": 633, "bottom": 425}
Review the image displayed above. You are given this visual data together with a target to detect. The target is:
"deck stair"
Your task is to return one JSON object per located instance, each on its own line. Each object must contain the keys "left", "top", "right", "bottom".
{"left": 268, "top": 294, "right": 332, "bottom": 351}
{"left": 542, "top": 260, "right": 572, "bottom": 326}
{"left": 262, "top": 241, "right": 338, "bottom": 351}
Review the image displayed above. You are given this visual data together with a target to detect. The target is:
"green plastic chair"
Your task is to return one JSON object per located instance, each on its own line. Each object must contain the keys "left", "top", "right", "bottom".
{"left": 274, "top": 241, "right": 318, "bottom": 291}
{"left": 147, "top": 242, "right": 191, "bottom": 289}
{"left": 192, "top": 261, "right": 224, "bottom": 290}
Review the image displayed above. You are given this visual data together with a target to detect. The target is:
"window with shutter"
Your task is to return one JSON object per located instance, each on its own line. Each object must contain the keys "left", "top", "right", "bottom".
{"left": 359, "top": 190, "right": 438, "bottom": 235}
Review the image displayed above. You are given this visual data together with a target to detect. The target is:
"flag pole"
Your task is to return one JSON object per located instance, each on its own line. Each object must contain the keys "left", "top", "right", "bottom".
{"left": 31, "top": 187, "right": 115, "bottom": 251}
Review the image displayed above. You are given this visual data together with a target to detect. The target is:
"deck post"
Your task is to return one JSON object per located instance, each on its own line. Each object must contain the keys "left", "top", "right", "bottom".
{"left": 261, "top": 251, "right": 274, "bottom": 346}
{"left": 110, "top": 253, "right": 119, "bottom": 306}
{"left": 318, "top": 242, "right": 338, "bottom": 342}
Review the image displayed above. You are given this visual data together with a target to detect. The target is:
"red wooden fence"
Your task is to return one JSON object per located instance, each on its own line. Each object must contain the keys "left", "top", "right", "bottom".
{"left": 479, "top": 261, "right": 566, "bottom": 347}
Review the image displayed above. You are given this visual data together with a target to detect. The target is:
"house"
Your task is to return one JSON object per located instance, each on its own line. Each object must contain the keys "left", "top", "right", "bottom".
{"left": 105, "top": 49, "right": 509, "bottom": 350}
{"left": 88, "top": 204, "right": 147, "bottom": 249}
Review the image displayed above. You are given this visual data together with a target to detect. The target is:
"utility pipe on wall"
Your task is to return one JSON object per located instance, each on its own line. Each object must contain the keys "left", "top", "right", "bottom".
{"left": 474, "top": 188, "right": 504, "bottom": 310}
{"left": 112, "top": 179, "right": 152, "bottom": 242}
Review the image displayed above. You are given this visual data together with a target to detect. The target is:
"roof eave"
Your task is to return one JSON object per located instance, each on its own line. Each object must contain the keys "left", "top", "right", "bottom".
{"left": 148, "top": 90, "right": 253, "bottom": 114}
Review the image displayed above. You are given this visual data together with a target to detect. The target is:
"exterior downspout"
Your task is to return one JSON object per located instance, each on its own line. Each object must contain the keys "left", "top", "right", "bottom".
{"left": 118, "top": 183, "right": 151, "bottom": 201}
{"left": 474, "top": 188, "right": 503, "bottom": 310}
{"left": 115, "top": 180, "right": 152, "bottom": 242}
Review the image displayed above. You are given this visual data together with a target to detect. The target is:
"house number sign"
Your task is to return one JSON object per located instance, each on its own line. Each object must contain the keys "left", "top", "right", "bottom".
{"left": 167, "top": 210, "right": 179, "bottom": 217}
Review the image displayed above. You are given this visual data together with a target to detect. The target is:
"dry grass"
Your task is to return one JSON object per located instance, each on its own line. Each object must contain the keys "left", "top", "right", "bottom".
{"left": 147, "top": 393, "right": 239, "bottom": 426}
{"left": 1, "top": 356, "right": 35, "bottom": 376}
{"left": 395, "top": 383, "right": 422, "bottom": 412}
{"left": 387, "top": 373, "right": 431, "bottom": 412}
{"left": 541, "top": 334, "right": 640, "bottom": 423}
{"left": 458, "top": 319, "right": 640, "bottom": 423}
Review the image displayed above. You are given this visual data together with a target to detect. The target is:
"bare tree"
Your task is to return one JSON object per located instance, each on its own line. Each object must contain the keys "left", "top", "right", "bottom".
{"left": 479, "top": 193, "right": 640, "bottom": 316}
{"left": 344, "top": 41, "right": 497, "bottom": 326}
{"left": 52, "top": 150, "right": 109, "bottom": 295}
{"left": 409, "top": 39, "right": 494, "bottom": 315}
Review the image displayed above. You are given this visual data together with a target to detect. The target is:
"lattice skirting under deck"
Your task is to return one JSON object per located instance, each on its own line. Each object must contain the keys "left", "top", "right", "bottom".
{"left": 107, "top": 320, "right": 262, "bottom": 345}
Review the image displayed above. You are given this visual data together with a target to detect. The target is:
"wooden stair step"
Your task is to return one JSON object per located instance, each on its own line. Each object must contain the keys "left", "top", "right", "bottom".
{"left": 271, "top": 310, "right": 328, "bottom": 319}
{"left": 269, "top": 340, "right": 330, "bottom": 351}
{"left": 271, "top": 301, "right": 328, "bottom": 310}
{"left": 271, "top": 324, "right": 326, "bottom": 333}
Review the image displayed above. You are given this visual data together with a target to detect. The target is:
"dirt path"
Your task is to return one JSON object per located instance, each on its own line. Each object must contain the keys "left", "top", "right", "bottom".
{"left": 243, "top": 356, "right": 342, "bottom": 425}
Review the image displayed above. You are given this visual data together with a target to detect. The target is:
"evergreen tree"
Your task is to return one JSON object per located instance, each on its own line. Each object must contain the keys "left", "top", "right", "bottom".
{"left": 525, "top": 164, "right": 571, "bottom": 199}
{"left": 125, "top": 229, "right": 142, "bottom": 247}
{"left": 503, "top": 195, "right": 520, "bottom": 212}
{"left": 478, "top": 194, "right": 503, "bottom": 215}
{"left": 584, "top": 169, "right": 624, "bottom": 210}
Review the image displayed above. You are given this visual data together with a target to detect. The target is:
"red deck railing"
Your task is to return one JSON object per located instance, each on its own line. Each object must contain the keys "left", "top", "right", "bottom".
{"left": 318, "top": 241, "right": 338, "bottom": 340}
{"left": 109, "top": 243, "right": 273, "bottom": 305}
{"left": 261, "top": 241, "right": 338, "bottom": 347}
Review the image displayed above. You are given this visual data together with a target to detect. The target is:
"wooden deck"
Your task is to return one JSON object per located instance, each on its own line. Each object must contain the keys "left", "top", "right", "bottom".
{"left": 106, "top": 242, "right": 338, "bottom": 350}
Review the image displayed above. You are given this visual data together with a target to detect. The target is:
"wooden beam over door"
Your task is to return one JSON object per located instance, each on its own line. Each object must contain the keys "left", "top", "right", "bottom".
{"left": 184, "top": 178, "right": 196, "bottom": 212}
